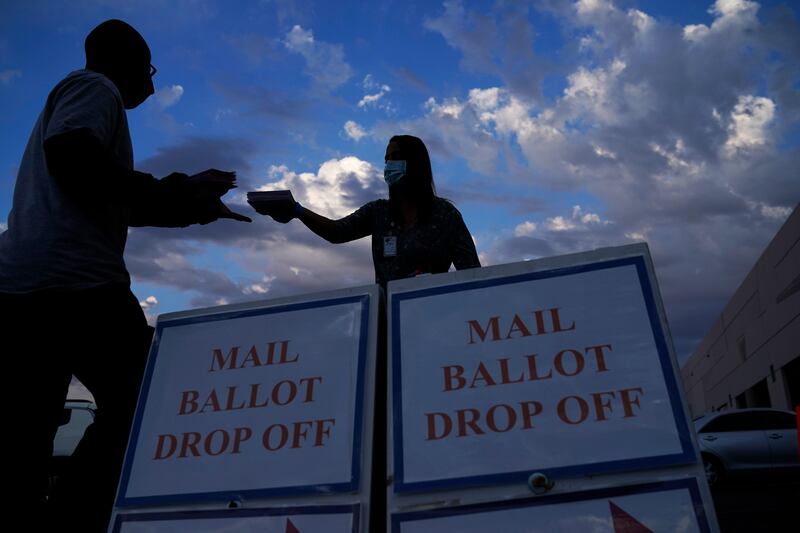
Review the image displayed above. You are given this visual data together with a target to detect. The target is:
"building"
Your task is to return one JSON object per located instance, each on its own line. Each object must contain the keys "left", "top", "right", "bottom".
{"left": 680, "top": 205, "right": 800, "bottom": 417}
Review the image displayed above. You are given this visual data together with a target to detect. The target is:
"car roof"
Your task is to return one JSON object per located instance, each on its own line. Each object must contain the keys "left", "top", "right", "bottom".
{"left": 693, "top": 407, "right": 795, "bottom": 424}
{"left": 64, "top": 399, "right": 97, "bottom": 409}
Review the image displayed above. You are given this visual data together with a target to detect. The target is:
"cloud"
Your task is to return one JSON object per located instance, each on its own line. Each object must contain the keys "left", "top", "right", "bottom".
{"left": 425, "top": 96, "right": 466, "bottom": 120}
{"left": 405, "top": 0, "right": 800, "bottom": 360}
{"left": 138, "top": 295, "right": 160, "bottom": 324}
{"left": 358, "top": 88, "right": 391, "bottom": 109}
{"left": 377, "top": 87, "right": 533, "bottom": 176}
{"left": 514, "top": 221, "right": 537, "bottom": 237}
{"left": 0, "top": 221, "right": 6, "bottom": 233}
{"left": 362, "top": 74, "right": 379, "bottom": 91}
{"left": 139, "top": 295, "right": 159, "bottom": 310}
{"left": 0, "top": 69, "right": 21, "bottom": 84}
{"left": 125, "top": 235, "right": 252, "bottom": 309}
{"left": 125, "top": 156, "right": 387, "bottom": 308}
{"left": 358, "top": 75, "right": 392, "bottom": 111}
{"left": 255, "top": 156, "right": 383, "bottom": 218}
{"left": 106, "top": 1, "right": 798, "bottom": 366}
{"left": 213, "top": 81, "right": 310, "bottom": 123}
{"left": 437, "top": 182, "right": 548, "bottom": 217}
{"left": 483, "top": 205, "right": 612, "bottom": 263}
{"left": 231, "top": 223, "right": 376, "bottom": 300}
{"left": 243, "top": 275, "right": 276, "bottom": 296}
{"left": 424, "top": 1, "right": 546, "bottom": 102}
{"left": 137, "top": 136, "right": 257, "bottom": 183}
{"left": 683, "top": 0, "right": 760, "bottom": 42}
{"left": 284, "top": 25, "right": 353, "bottom": 90}
{"left": 542, "top": 206, "right": 606, "bottom": 232}
{"left": 153, "top": 84, "right": 184, "bottom": 109}
{"left": 723, "top": 95, "right": 776, "bottom": 156}
{"left": 344, "top": 120, "right": 367, "bottom": 141}
{"left": 683, "top": 24, "right": 710, "bottom": 42}
{"left": 372, "top": 92, "right": 508, "bottom": 177}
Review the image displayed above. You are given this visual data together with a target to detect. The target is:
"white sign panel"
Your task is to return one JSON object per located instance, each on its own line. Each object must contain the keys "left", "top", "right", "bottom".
{"left": 389, "top": 253, "right": 695, "bottom": 491}
{"left": 117, "top": 293, "right": 373, "bottom": 506}
{"left": 392, "top": 479, "right": 712, "bottom": 533}
{"left": 113, "top": 505, "right": 359, "bottom": 533}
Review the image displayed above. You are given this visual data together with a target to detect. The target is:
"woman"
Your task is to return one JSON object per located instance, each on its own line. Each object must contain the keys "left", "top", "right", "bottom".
{"left": 255, "top": 135, "right": 480, "bottom": 286}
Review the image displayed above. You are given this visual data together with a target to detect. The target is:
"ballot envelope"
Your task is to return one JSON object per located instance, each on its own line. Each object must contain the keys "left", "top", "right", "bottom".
{"left": 246, "top": 190, "right": 296, "bottom": 216}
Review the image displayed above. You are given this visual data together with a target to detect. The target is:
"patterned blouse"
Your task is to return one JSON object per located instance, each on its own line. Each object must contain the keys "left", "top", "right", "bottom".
{"left": 328, "top": 197, "right": 480, "bottom": 286}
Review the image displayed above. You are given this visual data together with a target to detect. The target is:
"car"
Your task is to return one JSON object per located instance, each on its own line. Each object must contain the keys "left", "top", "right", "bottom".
{"left": 693, "top": 408, "right": 799, "bottom": 486}
{"left": 49, "top": 399, "right": 97, "bottom": 493}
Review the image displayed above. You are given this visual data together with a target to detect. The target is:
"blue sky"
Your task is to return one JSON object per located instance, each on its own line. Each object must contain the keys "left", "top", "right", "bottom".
{"left": 1, "top": 0, "right": 799, "bottom": 364}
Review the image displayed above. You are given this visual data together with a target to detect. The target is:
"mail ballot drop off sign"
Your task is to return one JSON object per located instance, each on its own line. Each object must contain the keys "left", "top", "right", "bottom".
{"left": 390, "top": 257, "right": 694, "bottom": 490}
{"left": 120, "top": 296, "right": 369, "bottom": 503}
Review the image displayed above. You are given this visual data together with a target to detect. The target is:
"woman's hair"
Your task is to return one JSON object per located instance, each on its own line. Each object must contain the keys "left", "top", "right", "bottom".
{"left": 388, "top": 135, "right": 437, "bottom": 222}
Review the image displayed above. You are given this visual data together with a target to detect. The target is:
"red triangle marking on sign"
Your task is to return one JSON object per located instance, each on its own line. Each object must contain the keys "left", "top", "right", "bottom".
{"left": 285, "top": 518, "right": 300, "bottom": 533}
{"left": 609, "top": 501, "right": 655, "bottom": 533}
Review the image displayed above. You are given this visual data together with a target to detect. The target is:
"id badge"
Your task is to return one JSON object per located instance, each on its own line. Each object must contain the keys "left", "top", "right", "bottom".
{"left": 383, "top": 236, "right": 397, "bottom": 257}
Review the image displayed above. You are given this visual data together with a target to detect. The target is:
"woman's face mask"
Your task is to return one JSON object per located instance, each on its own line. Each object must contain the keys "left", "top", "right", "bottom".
{"left": 384, "top": 160, "right": 407, "bottom": 187}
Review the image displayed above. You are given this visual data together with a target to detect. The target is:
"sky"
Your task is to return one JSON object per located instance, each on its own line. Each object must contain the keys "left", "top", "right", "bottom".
{"left": 1, "top": 0, "right": 799, "bottom": 373}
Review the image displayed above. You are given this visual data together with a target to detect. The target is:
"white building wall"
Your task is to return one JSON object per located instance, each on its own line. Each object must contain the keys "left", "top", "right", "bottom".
{"left": 681, "top": 205, "right": 800, "bottom": 417}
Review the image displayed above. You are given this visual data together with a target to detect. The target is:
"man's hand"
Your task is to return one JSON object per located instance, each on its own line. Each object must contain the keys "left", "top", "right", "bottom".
{"left": 211, "top": 199, "right": 252, "bottom": 224}
{"left": 160, "top": 171, "right": 191, "bottom": 186}
{"left": 188, "top": 169, "right": 237, "bottom": 195}
{"left": 186, "top": 169, "right": 250, "bottom": 223}
{"left": 142, "top": 170, "right": 252, "bottom": 227}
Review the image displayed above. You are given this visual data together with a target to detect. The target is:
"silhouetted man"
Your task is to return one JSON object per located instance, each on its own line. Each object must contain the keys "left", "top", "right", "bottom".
{"left": 0, "top": 20, "right": 248, "bottom": 532}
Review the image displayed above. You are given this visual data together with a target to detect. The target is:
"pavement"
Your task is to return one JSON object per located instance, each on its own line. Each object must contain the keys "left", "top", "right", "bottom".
{"left": 711, "top": 476, "right": 800, "bottom": 532}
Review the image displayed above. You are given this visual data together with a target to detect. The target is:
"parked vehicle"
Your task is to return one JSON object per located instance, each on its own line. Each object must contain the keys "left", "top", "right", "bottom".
{"left": 49, "top": 400, "right": 96, "bottom": 492}
{"left": 694, "top": 408, "right": 799, "bottom": 486}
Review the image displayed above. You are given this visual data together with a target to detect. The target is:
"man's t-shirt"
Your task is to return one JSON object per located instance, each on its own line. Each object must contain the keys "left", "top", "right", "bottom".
{"left": 0, "top": 70, "right": 133, "bottom": 293}
{"left": 326, "top": 197, "right": 481, "bottom": 286}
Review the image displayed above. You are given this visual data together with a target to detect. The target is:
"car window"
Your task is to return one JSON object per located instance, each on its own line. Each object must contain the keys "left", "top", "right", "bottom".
{"left": 757, "top": 411, "right": 797, "bottom": 430}
{"left": 700, "top": 412, "right": 763, "bottom": 432}
{"left": 53, "top": 408, "right": 94, "bottom": 456}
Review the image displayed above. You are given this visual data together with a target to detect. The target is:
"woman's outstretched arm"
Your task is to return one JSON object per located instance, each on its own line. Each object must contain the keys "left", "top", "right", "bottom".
{"left": 295, "top": 205, "right": 360, "bottom": 244}
{"left": 254, "top": 197, "right": 374, "bottom": 244}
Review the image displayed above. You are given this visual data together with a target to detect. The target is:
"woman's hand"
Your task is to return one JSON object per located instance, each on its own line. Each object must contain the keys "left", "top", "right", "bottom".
{"left": 266, "top": 202, "right": 297, "bottom": 223}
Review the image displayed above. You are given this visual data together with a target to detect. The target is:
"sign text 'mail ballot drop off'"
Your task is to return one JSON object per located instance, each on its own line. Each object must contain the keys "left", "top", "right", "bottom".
{"left": 425, "top": 307, "right": 642, "bottom": 439}
{"left": 391, "top": 258, "right": 695, "bottom": 490}
{"left": 118, "top": 297, "right": 370, "bottom": 503}
{"left": 154, "top": 339, "right": 334, "bottom": 459}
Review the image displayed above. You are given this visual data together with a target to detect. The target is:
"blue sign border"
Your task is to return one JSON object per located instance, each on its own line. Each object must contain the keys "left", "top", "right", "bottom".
{"left": 112, "top": 503, "right": 360, "bottom": 533}
{"left": 391, "top": 478, "right": 711, "bottom": 532}
{"left": 117, "top": 294, "right": 372, "bottom": 507}
{"left": 390, "top": 256, "right": 696, "bottom": 492}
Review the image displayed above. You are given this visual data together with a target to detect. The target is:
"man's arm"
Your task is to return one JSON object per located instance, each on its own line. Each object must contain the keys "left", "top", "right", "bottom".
{"left": 44, "top": 128, "right": 221, "bottom": 227}
{"left": 44, "top": 128, "right": 158, "bottom": 205}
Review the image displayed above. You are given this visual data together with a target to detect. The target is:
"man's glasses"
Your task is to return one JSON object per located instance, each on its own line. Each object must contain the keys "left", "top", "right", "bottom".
{"left": 149, "top": 64, "right": 157, "bottom": 78}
